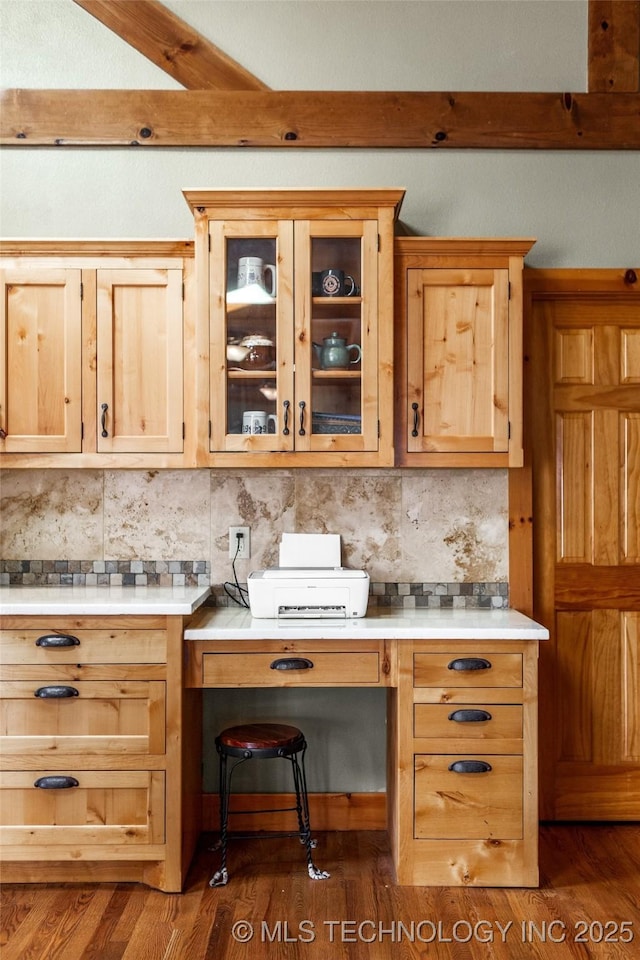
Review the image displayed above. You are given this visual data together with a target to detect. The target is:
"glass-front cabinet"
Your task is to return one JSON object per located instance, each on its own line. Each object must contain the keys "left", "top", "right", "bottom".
{"left": 184, "top": 189, "right": 404, "bottom": 466}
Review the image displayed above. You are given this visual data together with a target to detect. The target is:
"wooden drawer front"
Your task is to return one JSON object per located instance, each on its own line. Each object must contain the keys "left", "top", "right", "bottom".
{"left": 0, "top": 681, "right": 166, "bottom": 756}
{"left": 202, "top": 651, "right": 381, "bottom": 686}
{"left": 414, "top": 704, "right": 523, "bottom": 742}
{"left": 0, "top": 770, "right": 165, "bottom": 845}
{"left": 0, "top": 630, "right": 166, "bottom": 665}
{"left": 414, "top": 755, "right": 523, "bottom": 840}
{"left": 413, "top": 653, "right": 522, "bottom": 688}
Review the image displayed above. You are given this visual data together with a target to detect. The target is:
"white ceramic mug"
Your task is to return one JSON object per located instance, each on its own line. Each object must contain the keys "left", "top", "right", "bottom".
{"left": 242, "top": 410, "right": 277, "bottom": 435}
{"left": 237, "top": 257, "right": 276, "bottom": 296}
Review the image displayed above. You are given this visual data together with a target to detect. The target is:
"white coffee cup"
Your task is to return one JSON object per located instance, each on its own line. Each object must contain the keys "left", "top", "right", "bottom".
{"left": 237, "top": 257, "right": 276, "bottom": 296}
{"left": 242, "top": 410, "right": 277, "bottom": 435}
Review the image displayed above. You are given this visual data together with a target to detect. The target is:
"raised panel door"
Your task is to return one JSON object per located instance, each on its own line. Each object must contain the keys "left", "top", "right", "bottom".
{"left": 0, "top": 268, "right": 82, "bottom": 452}
{"left": 96, "top": 268, "right": 184, "bottom": 453}
{"left": 406, "top": 268, "right": 509, "bottom": 455}
{"left": 528, "top": 290, "right": 640, "bottom": 819}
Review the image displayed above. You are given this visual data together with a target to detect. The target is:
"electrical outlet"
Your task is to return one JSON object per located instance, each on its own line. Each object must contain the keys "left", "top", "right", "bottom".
{"left": 229, "top": 526, "right": 251, "bottom": 559}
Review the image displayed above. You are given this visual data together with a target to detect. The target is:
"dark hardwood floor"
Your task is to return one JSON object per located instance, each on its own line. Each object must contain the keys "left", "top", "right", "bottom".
{"left": 1, "top": 825, "right": 639, "bottom": 960}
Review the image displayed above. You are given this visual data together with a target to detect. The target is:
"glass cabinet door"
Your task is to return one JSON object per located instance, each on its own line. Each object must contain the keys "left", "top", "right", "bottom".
{"left": 208, "top": 217, "right": 379, "bottom": 455}
{"left": 294, "top": 220, "right": 379, "bottom": 452}
{"left": 209, "top": 220, "right": 294, "bottom": 452}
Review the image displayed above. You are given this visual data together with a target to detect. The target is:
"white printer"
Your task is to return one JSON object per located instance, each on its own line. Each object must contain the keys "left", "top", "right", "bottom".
{"left": 247, "top": 533, "right": 370, "bottom": 619}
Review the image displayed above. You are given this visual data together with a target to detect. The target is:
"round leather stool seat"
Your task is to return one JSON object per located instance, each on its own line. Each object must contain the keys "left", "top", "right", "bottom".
{"left": 217, "top": 723, "right": 306, "bottom": 759}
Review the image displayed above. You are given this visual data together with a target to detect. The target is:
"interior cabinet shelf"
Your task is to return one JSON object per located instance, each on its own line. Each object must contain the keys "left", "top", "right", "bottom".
{"left": 312, "top": 370, "right": 361, "bottom": 380}
{"left": 227, "top": 370, "right": 277, "bottom": 379}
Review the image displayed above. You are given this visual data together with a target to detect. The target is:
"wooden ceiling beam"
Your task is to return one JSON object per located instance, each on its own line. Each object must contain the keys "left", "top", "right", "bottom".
{"left": 588, "top": 0, "right": 640, "bottom": 92}
{"left": 72, "top": 0, "right": 269, "bottom": 91}
{"left": 2, "top": 88, "right": 639, "bottom": 149}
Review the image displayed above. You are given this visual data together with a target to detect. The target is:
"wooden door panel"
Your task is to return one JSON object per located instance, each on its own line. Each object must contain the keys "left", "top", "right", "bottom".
{"left": 621, "top": 327, "right": 640, "bottom": 381}
{"left": 623, "top": 413, "right": 640, "bottom": 561}
{"left": 528, "top": 283, "right": 640, "bottom": 820}
{"left": 0, "top": 268, "right": 82, "bottom": 452}
{"left": 96, "top": 269, "right": 184, "bottom": 453}
{"left": 556, "top": 412, "right": 593, "bottom": 562}
{"left": 407, "top": 268, "right": 509, "bottom": 454}
{"left": 622, "top": 612, "right": 640, "bottom": 761}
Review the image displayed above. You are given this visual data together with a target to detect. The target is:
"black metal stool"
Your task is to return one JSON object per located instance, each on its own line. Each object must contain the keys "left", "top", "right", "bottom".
{"left": 210, "top": 722, "right": 330, "bottom": 887}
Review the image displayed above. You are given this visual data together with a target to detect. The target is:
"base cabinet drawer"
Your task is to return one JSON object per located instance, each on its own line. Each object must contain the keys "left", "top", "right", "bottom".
{"left": 201, "top": 651, "right": 382, "bottom": 686}
{"left": 0, "top": 630, "right": 167, "bottom": 665}
{"left": 414, "top": 754, "right": 523, "bottom": 839}
{"left": 0, "top": 680, "right": 166, "bottom": 757}
{"left": 413, "top": 703, "right": 523, "bottom": 742}
{"left": 414, "top": 653, "right": 522, "bottom": 688}
{"left": 0, "top": 770, "right": 165, "bottom": 849}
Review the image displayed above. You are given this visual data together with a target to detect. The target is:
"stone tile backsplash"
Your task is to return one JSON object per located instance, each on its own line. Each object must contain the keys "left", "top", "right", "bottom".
{"left": 0, "top": 467, "right": 510, "bottom": 606}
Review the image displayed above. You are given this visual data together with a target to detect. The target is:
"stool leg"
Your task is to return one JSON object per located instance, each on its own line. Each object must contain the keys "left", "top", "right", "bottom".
{"left": 210, "top": 750, "right": 230, "bottom": 887}
{"left": 290, "top": 748, "right": 330, "bottom": 880}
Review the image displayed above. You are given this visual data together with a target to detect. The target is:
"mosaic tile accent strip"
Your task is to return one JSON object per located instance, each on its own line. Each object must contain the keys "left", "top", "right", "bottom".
{"left": 208, "top": 581, "right": 509, "bottom": 610}
{"left": 1, "top": 562, "right": 508, "bottom": 608}
{"left": 0, "top": 560, "right": 210, "bottom": 588}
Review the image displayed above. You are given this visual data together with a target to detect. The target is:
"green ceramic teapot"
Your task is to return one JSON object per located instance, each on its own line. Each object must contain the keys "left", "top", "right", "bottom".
{"left": 313, "top": 332, "right": 362, "bottom": 370}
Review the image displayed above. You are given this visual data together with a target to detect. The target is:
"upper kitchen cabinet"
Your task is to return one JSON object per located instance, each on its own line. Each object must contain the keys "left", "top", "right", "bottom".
{"left": 394, "top": 238, "right": 535, "bottom": 467}
{"left": 183, "top": 189, "right": 404, "bottom": 467}
{"left": 0, "top": 242, "right": 196, "bottom": 468}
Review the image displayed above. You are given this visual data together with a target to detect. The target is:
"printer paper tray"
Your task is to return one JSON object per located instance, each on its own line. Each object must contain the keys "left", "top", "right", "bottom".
{"left": 278, "top": 605, "right": 347, "bottom": 619}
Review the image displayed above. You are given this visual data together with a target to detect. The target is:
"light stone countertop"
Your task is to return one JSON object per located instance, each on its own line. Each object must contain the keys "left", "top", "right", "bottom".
{"left": 0, "top": 584, "right": 211, "bottom": 616}
{"left": 184, "top": 605, "right": 549, "bottom": 641}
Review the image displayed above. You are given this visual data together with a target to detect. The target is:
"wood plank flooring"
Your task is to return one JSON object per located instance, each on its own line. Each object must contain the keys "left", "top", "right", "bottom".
{"left": 1, "top": 825, "right": 639, "bottom": 960}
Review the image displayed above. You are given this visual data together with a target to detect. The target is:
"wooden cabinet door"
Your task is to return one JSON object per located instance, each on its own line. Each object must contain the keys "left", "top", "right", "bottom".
{"left": 208, "top": 219, "right": 295, "bottom": 453}
{"left": 0, "top": 268, "right": 82, "bottom": 452}
{"left": 406, "top": 268, "right": 509, "bottom": 456}
{"left": 528, "top": 282, "right": 640, "bottom": 819}
{"left": 187, "top": 189, "right": 402, "bottom": 466}
{"left": 96, "top": 268, "right": 184, "bottom": 453}
{"left": 208, "top": 216, "right": 383, "bottom": 456}
{"left": 295, "top": 219, "right": 381, "bottom": 453}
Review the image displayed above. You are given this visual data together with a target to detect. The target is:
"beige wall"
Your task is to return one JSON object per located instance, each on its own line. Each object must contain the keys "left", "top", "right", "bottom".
{"left": 1, "top": 1, "right": 639, "bottom": 266}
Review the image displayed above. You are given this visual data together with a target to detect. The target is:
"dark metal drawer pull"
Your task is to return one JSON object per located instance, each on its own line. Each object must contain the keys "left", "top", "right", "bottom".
{"left": 34, "top": 685, "right": 79, "bottom": 699}
{"left": 270, "top": 657, "right": 314, "bottom": 671}
{"left": 448, "top": 760, "right": 492, "bottom": 774}
{"left": 448, "top": 709, "right": 492, "bottom": 723}
{"left": 35, "top": 633, "right": 80, "bottom": 648}
{"left": 447, "top": 657, "right": 491, "bottom": 671}
{"left": 34, "top": 776, "right": 80, "bottom": 789}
